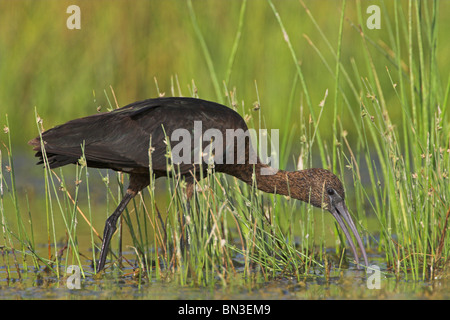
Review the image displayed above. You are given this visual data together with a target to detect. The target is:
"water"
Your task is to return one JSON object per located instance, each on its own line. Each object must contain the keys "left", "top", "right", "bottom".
{"left": 1, "top": 252, "right": 448, "bottom": 300}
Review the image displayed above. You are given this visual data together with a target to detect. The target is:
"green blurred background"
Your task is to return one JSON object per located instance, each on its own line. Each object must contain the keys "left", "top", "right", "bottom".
{"left": 1, "top": 0, "right": 449, "bottom": 154}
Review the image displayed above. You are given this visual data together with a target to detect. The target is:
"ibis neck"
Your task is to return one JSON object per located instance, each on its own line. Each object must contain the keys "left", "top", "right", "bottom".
{"left": 219, "top": 163, "right": 310, "bottom": 203}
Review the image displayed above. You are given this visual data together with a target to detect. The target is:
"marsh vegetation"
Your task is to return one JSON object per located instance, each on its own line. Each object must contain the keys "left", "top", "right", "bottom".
{"left": 0, "top": 0, "right": 449, "bottom": 299}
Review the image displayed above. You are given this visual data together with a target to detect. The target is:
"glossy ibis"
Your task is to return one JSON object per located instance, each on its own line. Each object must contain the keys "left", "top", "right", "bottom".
{"left": 29, "top": 97, "right": 369, "bottom": 272}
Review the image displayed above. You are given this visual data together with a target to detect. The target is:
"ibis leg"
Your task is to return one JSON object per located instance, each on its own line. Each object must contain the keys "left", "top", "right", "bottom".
{"left": 97, "top": 191, "right": 134, "bottom": 272}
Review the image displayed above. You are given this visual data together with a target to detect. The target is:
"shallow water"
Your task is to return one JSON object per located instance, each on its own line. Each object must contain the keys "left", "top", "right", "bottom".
{"left": 1, "top": 252, "right": 448, "bottom": 300}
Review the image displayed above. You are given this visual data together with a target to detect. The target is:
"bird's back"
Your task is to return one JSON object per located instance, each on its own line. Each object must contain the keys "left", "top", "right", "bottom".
{"left": 30, "top": 97, "right": 253, "bottom": 177}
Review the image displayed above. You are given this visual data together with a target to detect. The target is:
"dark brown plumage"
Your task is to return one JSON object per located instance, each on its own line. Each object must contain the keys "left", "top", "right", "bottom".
{"left": 29, "top": 97, "right": 368, "bottom": 272}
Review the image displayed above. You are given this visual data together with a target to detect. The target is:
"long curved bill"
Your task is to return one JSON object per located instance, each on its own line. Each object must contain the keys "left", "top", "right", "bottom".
{"left": 330, "top": 200, "right": 369, "bottom": 269}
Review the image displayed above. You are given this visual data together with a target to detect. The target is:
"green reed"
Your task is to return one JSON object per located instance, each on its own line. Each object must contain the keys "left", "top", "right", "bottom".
{"left": 268, "top": 0, "right": 450, "bottom": 279}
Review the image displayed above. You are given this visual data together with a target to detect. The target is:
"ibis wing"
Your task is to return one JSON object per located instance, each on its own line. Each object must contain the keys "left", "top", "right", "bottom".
{"left": 30, "top": 97, "right": 250, "bottom": 175}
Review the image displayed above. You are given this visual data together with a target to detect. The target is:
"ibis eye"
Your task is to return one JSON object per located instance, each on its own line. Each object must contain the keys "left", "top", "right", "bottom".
{"left": 327, "top": 188, "right": 335, "bottom": 196}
